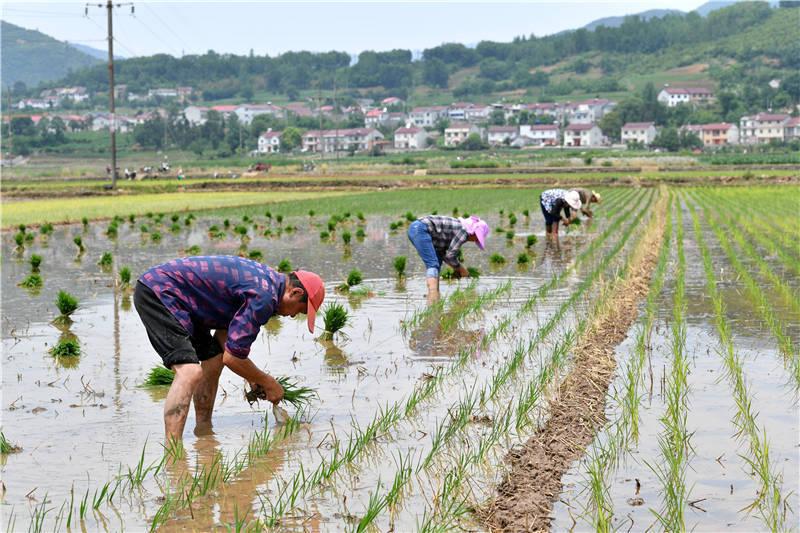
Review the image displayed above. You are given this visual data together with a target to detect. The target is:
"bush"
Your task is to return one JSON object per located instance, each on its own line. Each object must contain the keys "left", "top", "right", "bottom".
{"left": 56, "top": 290, "right": 79, "bottom": 316}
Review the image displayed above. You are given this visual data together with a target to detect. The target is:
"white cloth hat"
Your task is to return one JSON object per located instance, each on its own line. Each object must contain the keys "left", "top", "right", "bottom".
{"left": 564, "top": 190, "right": 582, "bottom": 210}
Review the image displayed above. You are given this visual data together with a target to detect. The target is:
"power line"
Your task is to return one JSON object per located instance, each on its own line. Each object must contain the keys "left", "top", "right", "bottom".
{"left": 140, "top": 2, "right": 189, "bottom": 56}
{"left": 129, "top": 11, "right": 181, "bottom": 56}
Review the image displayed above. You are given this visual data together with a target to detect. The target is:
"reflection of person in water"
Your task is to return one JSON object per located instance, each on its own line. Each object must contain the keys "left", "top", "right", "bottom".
{"left": 539, "top": 189, "right": 582, "bottom": 239}
{"left": 134, "top": 256, "right": 325, "bottom": 441}
{"left": 407, "top": 215, "right": 489, "bottom": 303}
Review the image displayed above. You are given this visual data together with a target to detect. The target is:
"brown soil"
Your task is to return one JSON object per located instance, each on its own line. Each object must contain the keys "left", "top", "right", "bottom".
{"left": 480, "top": 188, "right": 668, "bottom": 532}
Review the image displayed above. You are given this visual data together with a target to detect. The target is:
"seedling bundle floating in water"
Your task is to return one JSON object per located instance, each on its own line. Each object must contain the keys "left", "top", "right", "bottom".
{"left": 143, "top": 366, "right": 175, "bottom": 387}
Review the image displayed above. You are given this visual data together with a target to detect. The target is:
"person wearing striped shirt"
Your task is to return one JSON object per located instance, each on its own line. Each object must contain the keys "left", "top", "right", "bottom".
{"left": 407, "top": 215, "right": 489, "bottom": 302}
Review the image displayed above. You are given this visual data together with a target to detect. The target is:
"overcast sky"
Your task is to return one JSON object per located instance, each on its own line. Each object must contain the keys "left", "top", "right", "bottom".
{"left": 3, "top": 1, "right": 712, "bottom": 59}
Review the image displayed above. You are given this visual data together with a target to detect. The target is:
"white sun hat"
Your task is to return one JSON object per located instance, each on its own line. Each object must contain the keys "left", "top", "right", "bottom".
{"left": 564, "top": 190, "right": 582, "bottom": 210}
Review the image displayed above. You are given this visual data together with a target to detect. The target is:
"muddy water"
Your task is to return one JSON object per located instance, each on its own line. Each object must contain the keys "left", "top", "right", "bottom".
{"left": 2, "top": 205, "right": 617, "bottom": 530}
{"left": 551, "top": 203, "right": 800, "bottom": 532}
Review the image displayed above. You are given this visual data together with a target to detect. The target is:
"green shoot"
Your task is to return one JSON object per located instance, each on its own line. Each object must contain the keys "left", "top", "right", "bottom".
{"left": 56, "top": 290, "right": 79, "bottom": 317}
{"left": 393, "top": 256, "right": 407, "bottom": 278}
{"left": 277, "top": 258, "right": 292, "bottom": 273}
{"left": 143, "top": 366, "right": 175, "bottom": 386}
{"left": 50, "top": 338, "right": 81, "bottom": 358}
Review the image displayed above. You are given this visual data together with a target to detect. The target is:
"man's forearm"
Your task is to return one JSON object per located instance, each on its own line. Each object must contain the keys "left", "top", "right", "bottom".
{"left": 223, "top": 351, "right": 267, "bottom": 383}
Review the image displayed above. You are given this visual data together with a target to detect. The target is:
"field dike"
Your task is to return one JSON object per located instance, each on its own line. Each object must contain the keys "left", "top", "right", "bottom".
{"left": 481, "top": 187, "right": 668, "bottom": 532}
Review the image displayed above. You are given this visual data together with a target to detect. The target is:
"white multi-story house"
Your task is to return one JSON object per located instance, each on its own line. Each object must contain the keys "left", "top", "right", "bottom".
{"left": 301, "top": 128, "right": 384, "bottom": 153}
{"left": 657, "top": 86, "right": 715, "bottom": 107}
{"left": 365, "top": 109, "right": 406, "bottom": 128}
{"left": 148, "top": 88, "right": 179, "bottom": 99}
{"left": 444, "top": 122, "right": 482, "bottom": 147}
{"left": 408, "top": 106, "right": 448, "bottom": 127}
{"left": 566, "top": 99, "right": 616, "bottom": 124}
{"left": 682, "top": 123, "right": 740, "bottom": 146}
{"left": 43, "top": 87, "right": 89, "bottom": 103}
{"left": 257, "top": 130, "right": 281, "bottom": 153}
{"left": 740, "top": 113, "right": 791, "bottom": 144}
{"left": 487, "top": 126, "right": 518, "bottom": 145}
{"left": 563, "top": 123, "right": 604, "bottom": 147}
{"left": 394, "top": 126, "right": 429, "bottom": 150}
{"left": 448, "top": 102, "right": 492, "bottom": 122}
{"left": 519, "top": 124, "right": 560, "bottom": 146}
{"left": 235, "top": 103, "right": 285, "bottom": 125}
{"left": 16, "top": 99, "right": 51, "bottom": 110}
{"left": 89, "top": 113, "right": 136, "bottom": 133}
{"left": 621, "top": 122, "right": 658, "bottom": 146}
{"left": 183, "top": 105, "right": 208, "bottom": 126}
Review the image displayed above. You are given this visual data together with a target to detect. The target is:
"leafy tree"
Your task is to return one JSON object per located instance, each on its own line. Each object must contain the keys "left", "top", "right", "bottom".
{"left": 422, "top": 58, "right": 449, "bottom": 88}
{"left": 281, "top": 127, "right": 303, "bottom": 152}
{"left": 10, "top": 117, "right": 35, "bottom": 136}
{"left": 489, "top": 109, "right": 506, "bottom": 126}
{"left": 461, "top": 133, "right": 487, "bottom": 151}
{"left": 652, "top": 126, "right": 680, "bottom": 152}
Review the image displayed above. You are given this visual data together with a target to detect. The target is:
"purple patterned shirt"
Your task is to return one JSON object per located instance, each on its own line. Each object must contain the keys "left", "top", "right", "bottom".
{"left": 139, "top": 256, "right": 286, "bottom": 358}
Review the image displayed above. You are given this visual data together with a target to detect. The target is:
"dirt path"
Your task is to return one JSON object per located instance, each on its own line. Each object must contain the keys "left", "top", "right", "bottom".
{"left": 480, "top": 188, "right": 668, "bottom": 532}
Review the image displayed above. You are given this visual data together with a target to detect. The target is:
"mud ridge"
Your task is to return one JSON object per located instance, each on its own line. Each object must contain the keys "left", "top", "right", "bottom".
{"left": 480, "top": 188, "right": 668, "bottom": 532}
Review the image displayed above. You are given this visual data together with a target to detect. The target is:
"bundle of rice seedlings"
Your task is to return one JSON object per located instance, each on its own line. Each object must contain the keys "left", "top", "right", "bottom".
{"left": 322, "top": 302, "right": 349, "bottom": 339}
{"left": 73, "top": 235, "right": 85, "bottom": 253}
{"left": 489, "top": 253, "right": 506, "bottom": 265}
{"left": 517, "top": 253, "right": 530, "bottom": 265}
{"left": 19, "top": 274, "right": 43, "bottom": 289}
{"left": 346, "top": 269, "right": 363, "bottom": 287}
{"left": 50, "top": 338, "right": 80, "bottom": 358}
{"left": 440, "top": 267, "right": 456, "bottom": 280}
{"left": 276, "top": 377, "right": 318, "bottom": 408}
{"left": 356, "top": 228, "right": 366, "bottom": 239}
{"left": 40, "top": 222, "right": 54, "bottom": 236}
{"left": 308, "top": 209, "right": 315, "bottom": 217}
{"left": 14, "top": 232, "right": 24, "bottom": 249}
{"left": 143, "top": 366, "right": 175, "bottom": 386}
{"left": 505, "top": 230, "right": 515, "bottom": 241}
{"left": 185, "top": 245, "right": 201, "bottom": 255}
{"left": 56, "top": 290, "right": 79, "bottom": 317}
{"left": 98, "top": 252, "right": 113, "bottom": 267}
{"left": 29, "top": 254, "right": 43, "bottom": 273}
{"left": 342, "top": 231, "right": 352, "bottom": 245}
{"left": 467, "top": 266, "right": 481, "bottom": 278}
{"left": 119, "top": 267, "right": 132, "bottom": 287}
{"left": 248, "top": 249, "right": 264, "bottom": 261}
{"left": 320, "top": 231, "right": 330, "bottom": 241}
{"left": 526, "top": 235, "right": 537, "bottom": 248}
{"left": 393, "top": 256, "right": 407, "bottom": 278}
{"left": 277, "top": 258, "right": 292, "bottom": 273}
{"left": 275, "top": 215, "right": 284, "bottom": 224}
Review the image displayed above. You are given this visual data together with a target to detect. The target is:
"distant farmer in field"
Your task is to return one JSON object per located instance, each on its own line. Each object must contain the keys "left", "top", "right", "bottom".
{"left": 539, "top": 188, "right": 582, "bottom": 237}
{"left": 407, "top": 215, "right": 489, "bottom": 302}
{"left": 134, "top": 256, "right": 325, "bottom": 441}
{"left": 571, "top": 188, "right": 602, "bottom": 218}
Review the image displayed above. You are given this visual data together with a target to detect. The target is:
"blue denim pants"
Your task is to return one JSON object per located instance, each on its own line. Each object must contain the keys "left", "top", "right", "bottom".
{"left": 407, "top": 220, "right": 442, "bottom": 278}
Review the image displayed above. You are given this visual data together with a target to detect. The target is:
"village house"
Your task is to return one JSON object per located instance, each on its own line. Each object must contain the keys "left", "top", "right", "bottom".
{"left": 563, "top": 123, "right": 604, "bottom": 147}
{"left": 621, "top": 122, "right": 658, "bottom": 146}
{"left": 657, "top": 86, "right": 715, "bottom": 107}
{"left": 381, "top": 96, "right": 404, "bottom": 107}
{"left": 235, "top": 103, "right": 285, "bottom": 125}
{"left": 739, "top": 112, "right": 791, "bottom": 144}
{"left": 408, "top": 105, "right": 448, "bottom": 128}
{"left": 283, "top": 102, "right": 314, "bottom": 118}
{"left": 148, "top": 88, "right": 179, "bottom": 99}
{"left": 394, "top": 126, "right": 429, "bottom": 150}
{"left": 682, "top": 123, "right": 740, "bottom": 146}
{"left": 487, "top": 126, "right": 518, "bottom": 145}
{"left": 301, "top": 128, "right": 384, "bottom": 153}
{"left": 785, "top": 117, "right": 800, "bottom": 140}
{"left": 444, "top": 122, "right": 482, "bottom": 147}
{"left": 43, "top": 87, "right": 90, "bottom": 103}
{"left": 89, "top": 113, "right": 136, "bottom": 133}
{"left": 365, "top": 109, "right": 406, "bottom": 128}
{"left": 566, "top": 98, "right": 616, "bottom": 125}
{"left": 257, "top": 129, "right": 281, "bottom": 154}
{"left": 16, "top": 99, "right": 52, "bottom": 110}
{"left": 519, "top": 123, "right": 560, "bottom": 146}
{"left": 448, "top": 102, "right": 492, "bottom": 123}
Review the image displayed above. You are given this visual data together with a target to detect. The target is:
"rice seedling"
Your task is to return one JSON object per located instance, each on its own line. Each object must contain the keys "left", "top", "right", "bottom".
{"left": 170, "top": 222, "right": 181, "bottom": 233}
{"left": 489, "top": 253, "right": 506, "bottom": 265}
{"left": 277, "top": 258, "right": 292, "bottom": 273}
{"left": 508, "top": 214, "right": 517, "bottom": 226}
{"left": 40, "top": 222, "right": 54, "bottom": 236}
{"left": 276, "top": 214, "right": 283, "bottom": 224}
{"left": 357, "top": 211, "right": 365, "bottom": 221}
{"left": 264, "top": 211, "right": 272, "bottom": 220}
{"left": 248, "top": 249, "right": 264, "bottom": 261}
{"left": 356, "top": 227, "right": 366, "bottom": 239}
{"left": 347, "top": 269, "right": 363, "bottom": 287}
{"left": 342, "top": 231, "right": 352, "bottom": 245}
{"left": 516, "top": 253, "right": 530, "bottom": 265}
{"left": 505, "top": 230, "right": 515, "bottom": 241}
{"left": 393, "top": 256, "right": 407, "bottom": 278}
{"left": 389, "top": 221, "right": 401, "bottom": 231}
{"left": 139, "top": 224, "right": 149, "bottom": 233}
{"left": 55, "top": 290, "right": 79, "bottom": 318}
{"left": 526, "top": 235, "right": 537, "bottom": 248}
{"left": 467, "top": 266, "right": 481, "bottom": 278}
{"left": 343, "top": 211, "right": 351, "bottom": 219}
{"left": 13, "top": 232, "right": 24, "bottom": 249}
{"left": 50, "top": 337, "right": 81, "bottom": 358}
{"left": 142, "top": 366, "right": 175, "bottom": 386}
{"left": 276, "top": 377, "right": 318, "bottom": 408}
{"left": 30, "top": 254, "right": 42, "bottom": 273}
{"left": 19, "top": 273, "right": 43, "bottom": 289}
{"left": 98, "top": 251, "right": 113, "bottom": 268}
{"left": 106, "top": 222, "right": 118, "bottom": 238}
{"left": 234, "top": 224, "right": 248, "bottom": 237}
{"left": 523, "top": 209, "right": 530, "bottom": 217}
{"left": 320, "top": 231, "right": 330, "bottom": 241}
{"left": 440, "top": 267, "right": 456, "bottom": 280}
{"left": 73, "top": 235, "right": 85, "bottom": 254}
{"left": 308, "top": 209, "right": 315, "bottom": 217}
{"left": 1, "top": 430, "right": 21, "bottom": 454}
{"left": 185, "top": 245, "right": 201, "bottom": 255}
{"left": 119, "top": 266, "right": 132, "bottom": 287}
{"left": 81, "top": 216, "right": 89, "bottom": 228}
{"left": 321, "top": 302, "right": 349, "bottom": 340}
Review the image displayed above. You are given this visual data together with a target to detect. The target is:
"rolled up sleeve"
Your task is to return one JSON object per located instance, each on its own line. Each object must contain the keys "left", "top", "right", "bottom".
{"left": 443, "top": 229, "right": 469, "bottom": 268}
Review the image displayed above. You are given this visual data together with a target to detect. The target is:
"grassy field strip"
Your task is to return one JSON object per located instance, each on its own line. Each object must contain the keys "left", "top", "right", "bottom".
{"left": 414, "top": 191, "right": 658, "bottom": 532}
{"left": 25, "top": 189, "right": 636, "bottom": 532}
{"left": 345, "top": 190, "right": 654, "bottom": 531}
{"left": 647, "top": 199, "right": 692, "bottom": 531}
{"left": 581, "top": 195, "right": 673, "bottom": 531}
{"left": 705, "top": 190, "right": 800, "bottom": 272}
{"left": 696, "top": 199, "right": 800, "bottom": 389}
{"left": 242, "top": 189, "right": 647, "bottom": 528}
{"left": 687, "top": 199, "right": 789, "bottom": 531}
{"left": 692, "top": 190, "right": 800, "bottom": 317}
{"left": 1, "top": 191, "right": 352, "bottom": 228}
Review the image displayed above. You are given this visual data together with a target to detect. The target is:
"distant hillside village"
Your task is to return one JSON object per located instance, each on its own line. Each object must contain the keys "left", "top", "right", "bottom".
{"left": 7, "top": 81, "right": 800, "bottom": 156}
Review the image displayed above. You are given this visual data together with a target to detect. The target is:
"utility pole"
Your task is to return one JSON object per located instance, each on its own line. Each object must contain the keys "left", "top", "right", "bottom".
{"left": 86, "top": 1, "right": 133, "bottom": 188}
{"left": 6, "top": 87, "right": 12, "bottom": 157}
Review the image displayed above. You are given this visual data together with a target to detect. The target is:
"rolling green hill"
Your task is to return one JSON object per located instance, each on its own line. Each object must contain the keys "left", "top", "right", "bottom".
{"left": 1, "top": 21, "right": 102, "bottom": 88}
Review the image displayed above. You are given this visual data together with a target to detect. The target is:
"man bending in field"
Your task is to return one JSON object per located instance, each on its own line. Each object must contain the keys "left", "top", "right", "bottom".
{"left": 134, "top": 256, "right": 324, "bottom": 440}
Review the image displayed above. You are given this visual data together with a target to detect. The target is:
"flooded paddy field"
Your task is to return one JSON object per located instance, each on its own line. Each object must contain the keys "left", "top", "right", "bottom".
{"left": 1, "top": 185, "right": 798, "bottom": 532}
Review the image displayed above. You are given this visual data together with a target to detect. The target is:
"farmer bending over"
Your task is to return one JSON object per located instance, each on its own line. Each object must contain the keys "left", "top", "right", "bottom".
{"left": 134, "top": 256, "right": 324, "bottom": 440}
{"left": 539, "top": 188, "right": 582, "bottom": 238}
{"left": 407, "top": 215, "right": 489, "bottom": 302}
{"left": 571, "top": 188, "right": 602, "bottom": 219}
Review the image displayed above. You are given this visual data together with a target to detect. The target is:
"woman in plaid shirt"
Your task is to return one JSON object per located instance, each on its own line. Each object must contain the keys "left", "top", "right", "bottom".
{"left": 407, "top": 215, "right": 489, "bottom": 302}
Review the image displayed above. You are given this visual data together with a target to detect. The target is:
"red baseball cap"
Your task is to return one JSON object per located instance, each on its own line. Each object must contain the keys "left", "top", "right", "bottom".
{"left": 293, "top": 270, "right": 325, "bottom": 333}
